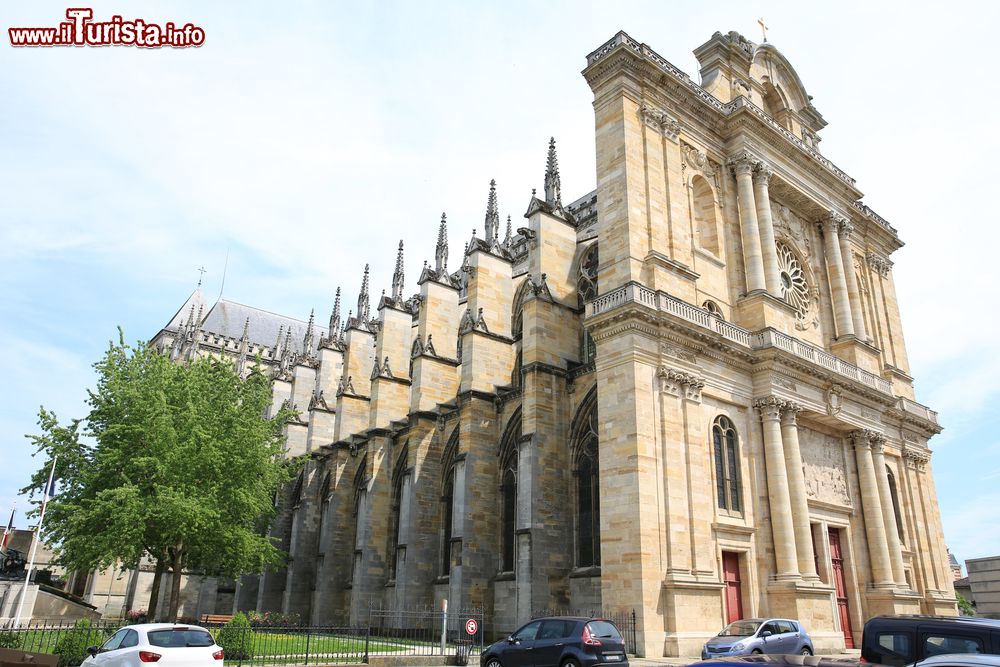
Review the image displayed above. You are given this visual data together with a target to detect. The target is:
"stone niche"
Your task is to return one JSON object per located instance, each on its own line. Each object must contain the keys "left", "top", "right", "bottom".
{"left": 799, "top": 427, "right": 851, "bottom": 507}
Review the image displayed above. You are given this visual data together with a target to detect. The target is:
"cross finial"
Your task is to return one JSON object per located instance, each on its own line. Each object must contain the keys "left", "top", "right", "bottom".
{"left": 197, "top": 266, "right": 206, "bottom": 287}
{"left": 758, "top": 17, "right": 769, "bottom": 42}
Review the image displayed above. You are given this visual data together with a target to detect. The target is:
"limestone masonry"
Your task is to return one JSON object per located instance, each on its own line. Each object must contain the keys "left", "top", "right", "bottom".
{"left": 151, "top": 29, "right": 950, "bottom": 656}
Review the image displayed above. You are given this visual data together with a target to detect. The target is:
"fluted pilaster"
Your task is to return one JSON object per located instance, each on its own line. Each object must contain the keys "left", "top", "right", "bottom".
{"left": 779, "top": 404, "right": 818, "bottom": 580}
{"left": 821, "top": 212, "right": 855, "bottom": 338}
{"left": 753, "top": 163, "right": 782, "bottom": 298}
{"left": 730, "top": 153, "right": 767, "bottom": 294}
{"left": 871, "top": 436, "right": 906, "bottom": 586}
{"left": 755, "top": 396, "right": 799, "bottom": 579}
{"left": 851, "top": 430, "right": 895, "bottom": 588}
{"left": 838, "top": 221, "right": 868, "bottom": 341}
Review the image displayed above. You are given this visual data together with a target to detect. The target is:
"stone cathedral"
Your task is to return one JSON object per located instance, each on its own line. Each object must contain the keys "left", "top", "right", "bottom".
{"left": 154, "top": 30, "right": 950, "bottom": 656}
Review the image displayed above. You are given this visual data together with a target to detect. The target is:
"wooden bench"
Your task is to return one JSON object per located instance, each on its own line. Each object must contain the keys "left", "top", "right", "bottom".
{"left": 200, "top": 614, "right": 234, "bottom": 626}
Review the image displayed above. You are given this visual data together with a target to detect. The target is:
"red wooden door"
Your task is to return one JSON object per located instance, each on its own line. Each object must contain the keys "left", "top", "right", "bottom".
{"left": 828, "top": 528, "right": 855, "bottom": 649}
{"left": 722, "top": 551, "right": 744, "bottom": 624}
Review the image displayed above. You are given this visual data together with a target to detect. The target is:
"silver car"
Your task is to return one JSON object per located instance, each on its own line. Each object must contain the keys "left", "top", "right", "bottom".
{"left": 702, "top": 618, "right": 813, "bottom": 659}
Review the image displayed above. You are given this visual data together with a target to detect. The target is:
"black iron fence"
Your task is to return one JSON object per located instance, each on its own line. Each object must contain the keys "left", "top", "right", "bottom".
{"left": 0, "top": 608, "right": 487, "bottom": 667}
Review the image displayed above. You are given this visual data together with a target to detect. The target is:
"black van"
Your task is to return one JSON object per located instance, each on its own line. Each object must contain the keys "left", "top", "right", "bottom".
{"left": 861, "top": 615, "right": 1000, "bottom": 666}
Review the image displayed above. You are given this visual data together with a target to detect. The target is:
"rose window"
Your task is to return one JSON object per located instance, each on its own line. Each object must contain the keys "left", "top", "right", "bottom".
{"left": 776, "top": 242, "right": 810, "bottom": 322}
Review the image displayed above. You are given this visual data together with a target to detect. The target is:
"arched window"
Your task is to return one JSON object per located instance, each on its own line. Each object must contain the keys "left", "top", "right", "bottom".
{"left": 512, "top": 281, "right": 528, "bottom": 341}
{"left": 578, "top": 244, "right": 599, "bottom": 364}
{"left": 386, "top": 445, "right": 408, "bottom": 581}
{"left": 350, "top": 455, "right": 367, "bottom": 582}
{"left": 440, "top": 430, "right": 458, "bottom": 576}
{"left": 498, "top": 410, "right": 521, "bottom": 573}
{"left": 318, "top": 472, "right": 332, "bottom": 551}
{"left": 713, "top": 416, "right": 741, "bottom": 513}
{"left": 572, "top": 390, "right": 600, "bottom": 568}
{"left": 886, "top": 466, "right": 905, "bottom": 543}
{"left": 692, "top": 176, "right": 719, "bottom": 255}
{"left": 702, "top": 300, "right": 724, "bottom": 320}
{"left": 284, "top": 473, "right": 305, "bottom": 553}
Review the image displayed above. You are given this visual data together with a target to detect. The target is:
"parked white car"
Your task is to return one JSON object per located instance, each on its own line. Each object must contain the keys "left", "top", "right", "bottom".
{"left": 82, "top": 624, "right": 224, "bottom": 667}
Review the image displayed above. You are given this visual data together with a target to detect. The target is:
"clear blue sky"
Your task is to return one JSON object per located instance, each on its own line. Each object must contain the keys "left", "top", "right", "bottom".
{"left": 2, "top": 1, "right": 997, "bottom": 570}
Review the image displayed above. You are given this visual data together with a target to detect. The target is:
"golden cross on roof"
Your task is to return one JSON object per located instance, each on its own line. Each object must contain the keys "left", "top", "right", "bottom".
{"left": 758, "top": 17, "right": 769, "bottom": 43}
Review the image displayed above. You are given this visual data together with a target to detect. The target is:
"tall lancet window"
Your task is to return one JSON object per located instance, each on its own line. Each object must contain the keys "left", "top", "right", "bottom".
{"left": 440, "top": 430, "right": 458, "bottom": 577}
{"left": 498, "top": 410, "right": 521, "bottom": 573}
{"left": 713, "top": 416, "right": 742, "bottom": 513}
{"left": 578, "top": 244, "right": 599, "bottom": 364}
{"left": 572, "top": 391, "right": 600, "bottom": 568}
{"left": 386, "top": 444, "right": 408, "bottom": 581}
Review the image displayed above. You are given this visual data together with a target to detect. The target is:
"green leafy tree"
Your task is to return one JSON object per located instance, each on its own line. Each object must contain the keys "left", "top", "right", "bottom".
{"left": 24, "top": 332, "right": 297, "bottom": 620}
{"left": 957, "top": 592, "right": 976, "bottom": 616}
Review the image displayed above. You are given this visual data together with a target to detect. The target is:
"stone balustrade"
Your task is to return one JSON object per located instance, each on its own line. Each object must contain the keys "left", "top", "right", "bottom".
{"left": 587, "top": 282, "right": 905, "bottom": 398}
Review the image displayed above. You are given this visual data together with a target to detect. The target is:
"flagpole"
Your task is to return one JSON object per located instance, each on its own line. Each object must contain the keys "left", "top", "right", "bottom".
{"left": 13, "top": 456, "right": 57, "bottom": 628}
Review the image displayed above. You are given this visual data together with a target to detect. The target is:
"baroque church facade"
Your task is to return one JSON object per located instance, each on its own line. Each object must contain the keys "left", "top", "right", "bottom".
{"left": 154, "top": 30, "right": 951, "bottom": 656}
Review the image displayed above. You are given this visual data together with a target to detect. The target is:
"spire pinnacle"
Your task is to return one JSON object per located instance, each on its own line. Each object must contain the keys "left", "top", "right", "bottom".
{"left": 328, "top": 287, "right": 342, "bottom": 340}
{"left": 391, "top": 240, "right": 405, "bottom": 301}
{"left": 303, "top": 309, "right": 315, "bottom": 353}
{"left": 237, "top": 317, "right": 250, "bottom": 375}
{"left": 357, "top": 264, "right": 370, "bottom": 323}
{"left": 273, "top": 325, "right": 285, "bottom": 360}
{"left": 484, "top": 179, "right": 499, "bottom": 245}
{"left": 544, "top": 137, "right": 562, "bottom": 207}
{"left": 435, "top": 213, "right": 448, "bottom": 274}
{"left": 504, "top": 214, "right": 512, "bottom": 246}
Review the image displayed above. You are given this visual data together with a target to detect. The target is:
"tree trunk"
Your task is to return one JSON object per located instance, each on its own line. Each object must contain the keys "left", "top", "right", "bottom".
{"left": 147, "top": 558, "right": 165, "bottom": 621}
{"left": 168, "top": 544, "right": 184, "bottom": 621}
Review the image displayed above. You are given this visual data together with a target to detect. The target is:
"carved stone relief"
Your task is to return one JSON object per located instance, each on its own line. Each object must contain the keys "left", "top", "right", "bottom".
{"left": 799, "top": 427, "right": 851, "bottom": 506}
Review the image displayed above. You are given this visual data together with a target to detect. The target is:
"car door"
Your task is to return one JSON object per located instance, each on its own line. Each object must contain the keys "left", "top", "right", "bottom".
{"left": 759, "top": 622, "right": 781, "bottom": 654}
{"left": 779, "top": 621, "right": 800, "bottom": 653}
{"left": 532, "top": 620, "right": 574, "bottom": 667}
{"left": 504, "top": 620, "right": 542, "bottom": 667}
{"left": 112, "top": 629, "right": 139, "bottom": 667}
{"left": 92, "top": 630, "right": 128, "bottom": 667}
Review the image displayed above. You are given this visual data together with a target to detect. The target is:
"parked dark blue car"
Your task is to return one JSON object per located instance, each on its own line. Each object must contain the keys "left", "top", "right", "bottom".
{"left": 480, "top": 616, "right": 628, "bottom": 667}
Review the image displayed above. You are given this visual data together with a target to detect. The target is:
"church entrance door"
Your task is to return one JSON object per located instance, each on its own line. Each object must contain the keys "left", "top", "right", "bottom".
{"left": 722, "top": 551, "right": 743, "bottom": 624}
{"left": 828, "top": 528, "right": 854, "bottom": 648}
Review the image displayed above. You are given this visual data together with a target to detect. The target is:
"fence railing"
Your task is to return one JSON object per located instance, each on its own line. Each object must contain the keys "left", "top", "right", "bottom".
{"left": 0, "top": 612, "right": 487, "bottom": 666}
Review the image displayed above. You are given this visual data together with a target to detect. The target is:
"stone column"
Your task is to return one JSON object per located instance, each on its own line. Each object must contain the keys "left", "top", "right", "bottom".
{"left": 779, "top": 404, "right": 818, "bottom": 580}
{"left": 755, "top": 397, "right": 799, "bottom": 579}
{"left": 821, "top": 212, "right": 855, "bottom": 338}
{"left": 753, "top": 163, "right": 782, "bottom": 297}
{"left": 851, "top": 431, "right": 894, "bottom": 588}
{"left": 730, "top": 153, "right": 767, "bottom": 294}
{"left": 870, "top": 437, "right": 906, "bottom": 586}
{"left": 838, "top": 222, "right": 868, "bottom": 341}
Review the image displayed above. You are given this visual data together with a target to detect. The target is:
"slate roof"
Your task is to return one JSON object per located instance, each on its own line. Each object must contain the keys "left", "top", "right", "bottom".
{"left": 161, "top": 289, "right": 328, "bottom": 356}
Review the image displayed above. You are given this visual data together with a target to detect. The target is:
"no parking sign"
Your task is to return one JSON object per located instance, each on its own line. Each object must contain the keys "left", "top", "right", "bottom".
{"left": 465, "top": 618, "right": 478, "bottom": 635}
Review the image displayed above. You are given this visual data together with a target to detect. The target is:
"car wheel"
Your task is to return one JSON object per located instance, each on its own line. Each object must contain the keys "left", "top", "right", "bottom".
{"left": 561, "top": 659, "right": 581, "bottom": 667}
{"left": 751, "top": 649, "right": 763, "bottom": 655}
{"left": 485, "top": 658, "right": 502, "bottom": 667}
{"left": 800, "top": 647, "right": 813, "bottom": 656}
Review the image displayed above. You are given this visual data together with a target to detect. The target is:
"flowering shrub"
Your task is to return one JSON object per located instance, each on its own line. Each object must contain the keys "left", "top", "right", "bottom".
{"left": 126, "top": 609, "right": 148, "bottom": 623}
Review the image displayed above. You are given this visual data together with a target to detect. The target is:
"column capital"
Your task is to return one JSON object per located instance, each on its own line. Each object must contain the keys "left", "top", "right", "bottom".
{"left": 839, "top": 220, "right": 855, "bottom": 237}
{"left": 867, "top": 252, "right": 893, "bottom": 277}
{"left": 727, "top": 151, "right": 757, "bottom": 177}
{"left": 752, "top": 162, "right": 774, "bottom": 186}
{"left": 780, "top": 401, "right": 802, "bottom": 425}
{"left": 820, "top": 209, "right": 848, "bottom": 234}
{"left": 753, "top": 395, "right": 785, "bottom": 421}
{"left": 849, "top": 428, "right": 887, "bottom": 450}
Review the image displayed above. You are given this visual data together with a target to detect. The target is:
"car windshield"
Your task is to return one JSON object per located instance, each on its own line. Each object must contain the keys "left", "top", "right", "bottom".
{"left": 718, "top": 621, "right": 761, "bottom": 637}
{"left": 147, "top": 629, "right": 215, "bottom": 648}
